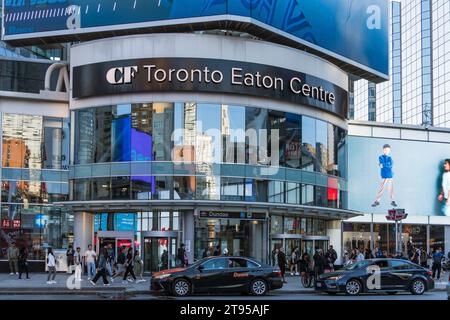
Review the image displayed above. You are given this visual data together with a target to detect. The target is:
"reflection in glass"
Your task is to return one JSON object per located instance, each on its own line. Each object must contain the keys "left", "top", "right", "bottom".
{"left": 111, "top": 176, "right": 130, "bottom": 200}
{"left": 301, "top": 116, "right": 315, "bottom": 171}
{"left": 221, "top": 177, "right": 245, "bottom": 201}
{"left": 222, "top": 105, "right": 246, "bottom": 164}
{"left": 152, "top": 103, "right": 174, "bottom": 161}
{"left": 173, "top": 176, "right": 195, "bottom": 200}
{"left": 246, "top": 107, "right": 268, "bottom": 165}
{"left": 316, "top": 120, "right": 328, "bottom": 173}
{"left": 92, "top": 177, "right": 111, "bottom": 200}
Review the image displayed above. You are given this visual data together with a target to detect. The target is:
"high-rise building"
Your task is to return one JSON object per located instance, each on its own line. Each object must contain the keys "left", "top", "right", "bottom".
{"left": 352, "top": 0, "right": 450, "bottom": 127}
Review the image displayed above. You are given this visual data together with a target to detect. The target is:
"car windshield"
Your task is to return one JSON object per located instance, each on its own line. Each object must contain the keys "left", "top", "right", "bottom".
{"left": 344, "top": 260, "right": 371, "bottom": 270}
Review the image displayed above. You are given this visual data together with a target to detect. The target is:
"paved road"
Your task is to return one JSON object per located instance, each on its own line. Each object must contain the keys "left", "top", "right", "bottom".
{"left": 0, "top": 291, "right": 446, "bottom": 300}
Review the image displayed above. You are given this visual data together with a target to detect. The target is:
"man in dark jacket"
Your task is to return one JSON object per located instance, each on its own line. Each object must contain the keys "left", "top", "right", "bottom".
{"left": 177, "top": 243, "right": 187, "bottom": 267}
{"left": 313, "top": 249, "right": 325, "bottom": 277}
{"left": 327, "top": 246, "right": 338, "bottom": 265}
{"left": 277, "top": 247, "right": 287, "bottom": 283}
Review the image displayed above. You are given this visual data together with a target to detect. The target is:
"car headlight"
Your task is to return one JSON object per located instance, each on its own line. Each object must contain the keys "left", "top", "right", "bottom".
{"left": 326, "top": 275, "right": 344, "bottom": 281}
{"left": 154, "top": 274, "right": 171, "bottom": 280}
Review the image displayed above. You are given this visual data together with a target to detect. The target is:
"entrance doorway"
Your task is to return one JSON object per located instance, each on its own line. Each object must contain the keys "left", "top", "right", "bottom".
{"left": 96, "top": 231, "right": 134, "bottom": 260}
{"left": 142, "top": 231, "right": 179, "bottom": 273}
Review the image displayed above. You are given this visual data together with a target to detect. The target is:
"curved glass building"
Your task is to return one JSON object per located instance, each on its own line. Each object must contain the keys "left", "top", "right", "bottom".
{"left": 65, "top": 33, "right": 356, "bottom": 270}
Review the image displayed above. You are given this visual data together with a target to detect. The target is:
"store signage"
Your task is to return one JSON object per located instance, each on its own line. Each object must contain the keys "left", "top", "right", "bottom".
{"left": 1, "top": 219, "right": 21, "bottom": 228}
{"left": 386, "top": 209, "right": 408, "bottom": 221}
{"left": 73, "top": 58, "right": 348, "bottom": 119}
{"left": 199, "top": 211, "right": 266, "bottom": 221}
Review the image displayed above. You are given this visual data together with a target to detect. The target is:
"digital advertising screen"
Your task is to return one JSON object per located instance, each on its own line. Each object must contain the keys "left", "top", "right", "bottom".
{"left": 2, "top": 0, "right": 389, "bottom": 79}
{"left": 348, "top": 135, "right": 450, "bottom": 217}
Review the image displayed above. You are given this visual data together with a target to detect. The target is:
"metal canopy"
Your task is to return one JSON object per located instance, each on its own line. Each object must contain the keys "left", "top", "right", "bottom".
{"left": 54, "top": 200, "right": 362, "bottom": 220}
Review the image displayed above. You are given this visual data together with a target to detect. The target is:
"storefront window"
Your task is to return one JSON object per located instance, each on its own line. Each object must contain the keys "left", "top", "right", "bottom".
{"left": 221, "top": 177, "right": 245, "bottom": 201}
{"left": 268, "top": 181, "right": 284, "bottom": 203}
{"left": 194, "top": 217, "right": 264, "bottom": 262}
{"left": 92, "top": 177, "right": 111, "bottom": 200}
{"left": 271, "top": 215, "right": 283, "bottom": 234}
{"left": 284, "top": 217, "right": 302, "bottom": 235}
{"left": 430, "top": 225, "right": 445, "bottom": 251}
{"left": 343, "top": 223, "right": 372, "bottom": 252}
{"left": 286, "top": 182, "right": 301, "bottom": 204}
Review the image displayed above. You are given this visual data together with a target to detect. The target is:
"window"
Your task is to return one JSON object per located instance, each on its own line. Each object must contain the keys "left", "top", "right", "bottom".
{"left": 390, "top": 260, "right": 412, "bottom": 270}
{"left": 229, "top": 258, "right": 259, "bottom": 268}
{"left": 373, "top": 260, "right": 389, "bottom": 270}
{"left": 201, "top": 258, "right": 229, "bottom": 270}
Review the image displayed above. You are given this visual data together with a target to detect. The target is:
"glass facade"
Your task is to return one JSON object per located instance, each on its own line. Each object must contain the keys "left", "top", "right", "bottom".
{"left": 72, "top": 103, "right": 347, "bottom": 209}
{"left": 0, "top": 113, "right": 71, "bottom": 260}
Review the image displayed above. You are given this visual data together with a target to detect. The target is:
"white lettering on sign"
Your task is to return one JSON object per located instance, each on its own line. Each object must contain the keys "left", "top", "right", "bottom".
{"left": 106, "top": 66, "right": 138, "bottom": 85}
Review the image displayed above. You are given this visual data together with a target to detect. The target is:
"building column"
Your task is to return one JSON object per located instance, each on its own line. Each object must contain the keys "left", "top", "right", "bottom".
{"left": 74, "top": 211, "right": 94, "bottom": 252}
{"left": 183, "top": 210, "right": 195, "bottom": 264}
{"left": 327, "top": 220, "right": 342, "bottom": 265}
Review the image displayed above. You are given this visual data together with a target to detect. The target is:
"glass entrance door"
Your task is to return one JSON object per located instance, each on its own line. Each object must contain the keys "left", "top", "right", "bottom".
{"left": 144, "top": 237, "right": 177, "bottom": 272}
{"left": 302, "top": 240, "right": 314, "bottom": 256}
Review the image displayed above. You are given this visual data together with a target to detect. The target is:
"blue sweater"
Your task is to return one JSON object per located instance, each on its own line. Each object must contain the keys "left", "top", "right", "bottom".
{"left": 379, "top": 155, "right": 393, "bottom": 179}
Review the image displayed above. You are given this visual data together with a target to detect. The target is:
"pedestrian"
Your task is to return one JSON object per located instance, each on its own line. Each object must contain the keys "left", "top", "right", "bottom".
{"left": 18, "top": 247, "right": 30, "bottom": 280}
{"left": 74, "top": 247, "right": 83, "bottom": 282}
{"left": 431, "top": 247, "right": 444, "bottom": 280}
{"left": 313, "top": 248, "right": 325, "bottom": 277}
{"left": 202, "top": 247, "right": 211, "bottom": 258}
{"left": 364, "top": 248, "right": 374, "bottom": 260}
{"left": 272, "top": 248, "right": 279, "bottom": 266}
{"left": 277, "top": 247, "right": 287, "bottom": 283}
{"left": 84, "top": 244, "right": 97, "bottom": 280}
{"left": 7, "top": 242, "right": 19, "bottom": 275}
{"left": 177, "top": 243, "right": 187, "bottom": 267}
{"left": 419, "top": 248, "right": 428, "bottom": 267}
{"left": 46, "top": 248, "right": 57, "bottom": 284}
{"left": 90, "top": 248, "right": 110, "bottom": 286}
{"left": 356, "top": 249, "right": 365, "bottom": 262}
{"left": 66, "top": 245, "right": 75, "bottom": 274}
{"left": 213, "top": 244, "right": 221, "bottom": 256}
{"left": 327, "top": 245, "right": 338, "bottom": 265}
{"left": 411, "top": 247, "right": 420, "bottom": 264}
{"left": 122, "top": 249, "right": 137, "bottom": 284}
{"left": 113, "top": 246, "right": 126, "bottom": 279}
{"left": 106, "top": 243, "right": 114, "bottom": 282}
{"left": 298, "top": 252, "right": 311, "bottom": 278}
{"left": 133, "top": 250, "right": 145, "bottom": 282}
{"left": 289, "top": 247, "right": 298, "bottom": 276}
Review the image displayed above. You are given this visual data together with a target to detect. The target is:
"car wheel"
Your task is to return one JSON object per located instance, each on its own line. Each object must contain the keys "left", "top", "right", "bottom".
{"left": 345, "top": 279, "right": 362, "bottom": 296}
{"left": 250, "top": 279, "right": 268, "bottom": 296}
{"left": 172, "top": 278, "right": 191, "bottom": 297}
{"left": 410, "top": 279, "right": 426, "bottom": 295}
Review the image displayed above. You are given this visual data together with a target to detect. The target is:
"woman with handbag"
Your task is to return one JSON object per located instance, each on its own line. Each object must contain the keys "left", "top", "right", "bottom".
{"left": 18, "top": 247, "right": 30, "bottom": 280}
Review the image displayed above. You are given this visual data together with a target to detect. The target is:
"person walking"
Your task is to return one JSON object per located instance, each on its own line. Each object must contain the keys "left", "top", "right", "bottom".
{"left": 90, "top": 248, "right": 110, "bottom": 286}
{"left": 364, "top": 248, "right": 374, "bottom": 260}
{"left": 84, "top": 244, "right": 97, "bottom": 281}
{"left": 327, "top": 245, "right": 338, "bottom": 266}
{"left": 66, "top": 245, "right": 75, "bottom": 274}
{"left": 74, "top": 247, "right": 83, "bottom": 282}
{"left": 133, "top": 250, "right": 145, "bottom": 282}
{"left": 213, "top": 244, "right": 221, "bottom": 256}
{"left": 431, "top": 247, "right": 444, "bottom": 280}
{"left": 114, "top": 246, "right": 126, "bottom": 279}
{"left": 289, "top": 247, "right": 299, "bottom": 276}
{"left": 105, "top": 243, "right": 115, "bottom": 282}
{"left": 7, "top": 242, "right": 19, "bottom": 275}
{"left": 18, "top": 247, "right": 30, "bottom": 280}
{"left": 313, "top": 248, "right": 326, "bottom": 278}
{"left": 177, "top": 243, "right": 187, "bottom": 267}
{"left": 122, "top": 249, "right": 137, "bottom": 284}
{"left": 277, "top": 247, "right": 287, "bottom": 283}
{"left": 46, "top": 248, "right": 57, "bottom": 284}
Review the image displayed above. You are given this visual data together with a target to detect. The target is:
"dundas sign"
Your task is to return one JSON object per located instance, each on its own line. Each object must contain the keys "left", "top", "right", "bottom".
{"left": 73, "top": 58, "right": 348, "bottom": 119}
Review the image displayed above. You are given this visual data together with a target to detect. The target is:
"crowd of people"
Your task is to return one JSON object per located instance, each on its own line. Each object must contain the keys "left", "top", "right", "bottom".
{"left": 272, "top": 244, "right": 450, "bottom": 283}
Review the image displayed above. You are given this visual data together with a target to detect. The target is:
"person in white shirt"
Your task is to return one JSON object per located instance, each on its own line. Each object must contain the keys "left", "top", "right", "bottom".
{"left": 46, "top": 248, "right": 57, "bottom": 284}
{"left": 74, "top": 247, "right": 83, "bottom": 282}
{"left": 438, "top": 159, "right": 450, "bottom": 216}
{"left": 356, "top": 249, "right": 365, "bottom": 262}
{"left": 84, "top": 245, "right": 97, "bottom": 280}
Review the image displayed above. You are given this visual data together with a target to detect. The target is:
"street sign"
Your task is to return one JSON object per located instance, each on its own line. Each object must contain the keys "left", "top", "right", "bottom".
{"left": 386, "top": 209, "right": 408, "bottom": 221}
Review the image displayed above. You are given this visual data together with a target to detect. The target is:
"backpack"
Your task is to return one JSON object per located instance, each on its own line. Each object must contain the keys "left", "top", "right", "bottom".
{"left": 433, "top": 253, "right": 442, "bottom": 264}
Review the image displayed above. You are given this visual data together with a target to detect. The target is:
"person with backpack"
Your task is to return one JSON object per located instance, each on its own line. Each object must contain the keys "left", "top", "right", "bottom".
{"left": 18, "top": 247, "right": 30, "bottom": 280}
{"left": 431, "top": 247, "right": 444, "bottom": 280}
{"left": 46, "top": 248, "right": 57, "bottom": 284}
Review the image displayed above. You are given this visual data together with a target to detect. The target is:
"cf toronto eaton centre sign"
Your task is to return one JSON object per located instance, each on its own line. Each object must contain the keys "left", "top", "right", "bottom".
{"left": 73, "top": 58, "right": 348, "bottom": 119}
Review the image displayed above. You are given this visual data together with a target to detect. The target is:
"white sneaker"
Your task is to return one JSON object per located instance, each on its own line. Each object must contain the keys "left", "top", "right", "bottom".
{"left": 46, "top": 281, "right": 52, "bottom": 284}
{"left": 9, "top": 273, "right": 13, "bottom": 275}
{"left": 127, "top": 278, "right": 134, "bottom": 282}
{"left": 290, "top": 272, "right": 294, "bottom": 276}
{"left": 15, "top": 272, "right": 19, "bottom": 275}
{"left": 110, "top": 278, "right": 114, "bottom": 283}
{"left": 51, "top": 281, "right": 57, "bottom": 284}
{"left": 87, "top": 277, "right": 91, "bottom": 281}
{"left": 90, "top": 280, "right": 96, "bottom": 286}
{"left": 122, "top": 280, "right": 128, "bottom": 284}
{"left": 103, "top": 283, "right": 110, "bottom": 286}
{"left": 295, "top": 272, "right": 300, "bottom": 276}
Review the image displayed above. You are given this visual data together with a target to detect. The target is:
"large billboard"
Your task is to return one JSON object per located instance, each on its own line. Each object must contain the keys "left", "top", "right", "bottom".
{"left": 2, "top": 0, "right": 389, "bottom": 81}
{"left": 348, "top": 136, "right": 450, "bottom": 217}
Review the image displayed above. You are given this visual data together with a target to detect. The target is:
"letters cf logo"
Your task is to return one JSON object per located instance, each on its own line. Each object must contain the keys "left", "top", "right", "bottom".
{"left": 106, "top": 66, "right": 138, "bottom": 85}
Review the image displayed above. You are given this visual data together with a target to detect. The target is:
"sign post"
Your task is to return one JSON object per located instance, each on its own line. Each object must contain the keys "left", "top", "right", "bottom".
{"left": 386, "top": 209, "right": 408, "bottom": 254}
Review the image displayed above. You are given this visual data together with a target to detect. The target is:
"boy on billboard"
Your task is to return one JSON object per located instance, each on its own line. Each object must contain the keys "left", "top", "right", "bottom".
{"left": 437, "top": 159, "right": 450, "bottom": 216}
{"left": 372, "top": 144, "right": 398, "bottom": 207}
